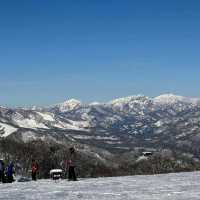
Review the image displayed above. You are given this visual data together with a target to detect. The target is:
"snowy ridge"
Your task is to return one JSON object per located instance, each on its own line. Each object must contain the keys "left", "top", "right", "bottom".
{"left": 58, "top": 99, "right": 82, "bottom": 112}
{"left": 108, "top": 94, "right": 200, "bottom": 107}
{"left": 36, "top": 112, "right": 55, "bottom": 122}
{"left": 153, "top": 94, "right": 200, "bottom": 105}
{"left": 109, "top": 95, "right": 149, "bottom": 106}
{"left": 3, "top": 93, "right": 199, "bottom": 114}
{"left": 14, "top": 118, "right": 49, "bottom": 129}
{"left": 0, "top": 122, "right": 18, "bottom": 137}
{"left": 53, "top": 120, "right": 90, "bottom": 131}
{"left": 89, "top": 102, "right": 101, "bottom": 106}
{"left": 1, "top": 93, "right": 200, "bottom": 142}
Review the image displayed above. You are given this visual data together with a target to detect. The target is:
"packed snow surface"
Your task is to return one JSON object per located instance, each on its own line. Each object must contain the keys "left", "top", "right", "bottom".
{"left": 1, "top": 171, "right": 200, "bottom": 200}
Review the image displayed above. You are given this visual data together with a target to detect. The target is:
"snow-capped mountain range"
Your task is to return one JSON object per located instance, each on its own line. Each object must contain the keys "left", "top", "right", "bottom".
{"left": 1, "top": 94, "right": 200, "bottom": 155}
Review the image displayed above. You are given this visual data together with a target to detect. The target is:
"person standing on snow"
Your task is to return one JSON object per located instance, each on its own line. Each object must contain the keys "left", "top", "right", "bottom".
{"left": 31, "top": 159, "right": 39, "bottom": 181}
{"left": 6, "top": 161, "right": 15, "bottom": 183}
{"left": 66, "top": 147, "right": 77, "bottom": 181}
{"left": 0, "top": 158, "right": 5, "bottom": 183}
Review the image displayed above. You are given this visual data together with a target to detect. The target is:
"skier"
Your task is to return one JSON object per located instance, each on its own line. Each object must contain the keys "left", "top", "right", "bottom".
{"left": 6, "top": 162, "right": 15, "bottom": 183}
{"left": 0, "top": 158, "right": 5, "bottom": 183}
{"left": 66, "top": 147, "right": 77, "bottom": 181}
{"left": 31, "top": 159, "right": 38, "bottom": 181}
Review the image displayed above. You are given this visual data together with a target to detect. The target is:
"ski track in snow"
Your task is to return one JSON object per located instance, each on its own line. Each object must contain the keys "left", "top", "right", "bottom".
{"left": 1, "top": 171, "right": 200, "bottom": 200}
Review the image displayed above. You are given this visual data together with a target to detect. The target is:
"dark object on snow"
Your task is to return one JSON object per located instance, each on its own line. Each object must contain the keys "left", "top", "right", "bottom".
{"left": 6, "top": 162, "right": 15, "bottom": 183}
{"left": 31, "top": 160, "right": 39, "bottom": 181}
{"left": 142, "top": 152, "right": 153, "bottom": 157}
{"left": 0, "top": 159, "right": 5, "bottom": 183}
{"left": 68, "top": 147, "right": 77, "bottom": 167}
{"left": 66, "top": 147, "right": 77, "bottom": 181}
{"left": 68, "top": 166, "right": 77, "bottom": 181}
{"left": 50, "top": 169, "right": 63, "bottom": 180}
{"left": 17, "top": 177, "right": 32, "bottom": 182}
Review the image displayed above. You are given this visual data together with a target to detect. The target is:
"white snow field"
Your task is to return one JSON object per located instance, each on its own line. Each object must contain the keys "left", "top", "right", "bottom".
{"left": 1, "top": 171, "right": 200, "bottom": 200}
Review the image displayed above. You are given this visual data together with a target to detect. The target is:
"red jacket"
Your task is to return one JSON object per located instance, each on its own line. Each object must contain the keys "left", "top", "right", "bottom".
{"left": 32, "top": 163, "right": 38, "bottom": 173}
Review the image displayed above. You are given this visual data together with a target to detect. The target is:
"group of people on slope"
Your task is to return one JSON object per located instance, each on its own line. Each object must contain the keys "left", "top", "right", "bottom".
{"left": 31, "top": 147, "right": 77, "bottom": 181}
{"left": 0, "top": 147, "right": 77, "bottom": 183}
{"left": 0, "top": 159, "right": 39, "bottom": 183}
{"left": 0, "top": 159, "right": 15, "bottom": 183}
{"left": 33, "top": 147, "right": 77, "bottom": 181}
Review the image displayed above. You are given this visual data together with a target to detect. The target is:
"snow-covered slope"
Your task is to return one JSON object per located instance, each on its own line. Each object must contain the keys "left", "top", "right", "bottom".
{"left": 0, "top": 122, "right": 18, "bottom": 137}
{"left": 36, "top": 112, "right": 55, "bottom": 122}
{"left": 0, "top": 171, "right": 200, "bottom": 200}
{"left": 15, "top": 118, "right": 49, "bottom": 129}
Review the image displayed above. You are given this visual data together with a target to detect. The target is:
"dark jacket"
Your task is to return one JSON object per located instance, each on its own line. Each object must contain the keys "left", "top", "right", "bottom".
{"left": 0, "top": 160, "right": 4, "bottom": 172}
{"left": 66, "top": 152, "right": 77, "bottom": 168}
{"left": 7, "top": 163, "right": 14, "bottom": 177}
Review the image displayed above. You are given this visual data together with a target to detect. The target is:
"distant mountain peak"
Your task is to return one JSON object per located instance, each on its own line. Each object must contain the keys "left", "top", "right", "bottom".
{"left": 154, "top": 94, "right": 200, "bottom": 105}
{"left": 109, "top": 95, "right": 148, "bottom": 105}
{"left": 58, "top": 98, "right": 82, "bottom": 112}
{"left": 89, "top": 102, "right": 101, "bottom": 106}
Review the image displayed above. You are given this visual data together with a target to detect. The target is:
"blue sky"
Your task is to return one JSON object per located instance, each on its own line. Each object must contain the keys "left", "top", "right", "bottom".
{"left": 0, "top": 0, "right": 200, "bottom": 106}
